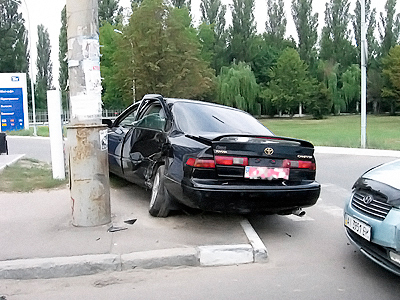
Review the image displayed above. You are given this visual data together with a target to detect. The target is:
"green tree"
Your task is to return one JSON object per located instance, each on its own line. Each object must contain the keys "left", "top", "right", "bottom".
{"left": 200, "top": 0, "right": 226, "bottom": 38}
{"left": 0, "top": 0, "right": 29, "bottom": 73}
{"left": 200, "top": 0, "right": 228, "bottom": 74}
{"left": 35, "top": 24, "right": 53, "bottom": 109}
{"left": 307, "top": 82, "right": 332, "bottom": 119}
{"left": 318, "top": 60, "right": 341, "bottom": 114}
{"left": 291, "top": 0, "right": 318, "bottom": 73}
{"left": 228, "top": 0, "right": 256, "bottom": 63}
{"left": 265, "top": 0, "right": 287, "bottom": 42}
{"left": 171, "top": 0, "right": 191, "bottom": 9}
{"left": 367, "top": 67, "right": 384, "bottom": 114}
{"left": 98, "top": 0, "right": 123, "bottom": 25}
{"left": 378, "top": 0, "right": 400, "bottom": 58}
{"left": 99, "top": 23, "right": 126, "bottom": 108}
{"left": 341, "top": 64, "right": 360, "bottom": 112}
{"left": 382, "top": 45, "right": 400, "bottom": 114}
{"left": 250, "top": 34, "right": 296, "bottom": 86}
{"left": 58, "top": 5, "right": 68, "bottom": 109}
{"left": 267, "top": 48, "right": 313, "bottom": 116}
{"left": 114, "top": 0, "right": 214, "bottom": 101}
{"left": 352, "top": 0, "right": 377, "bottom": 61}
{"left": 320, "top": 0, "right": 357, "bottom": 73}
{"left": 217, "top": 61, "right": 259, "bottom": 113}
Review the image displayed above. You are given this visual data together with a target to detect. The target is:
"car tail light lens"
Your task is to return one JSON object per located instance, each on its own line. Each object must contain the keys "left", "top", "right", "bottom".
{"left": 215, "top": 156, "right": 248, "bottom": 166}
{"left": 186, "top": 158, "right": 216, "bottom": 168}
{"left": 283, "top": 159, "right": 316, "bottom": 170}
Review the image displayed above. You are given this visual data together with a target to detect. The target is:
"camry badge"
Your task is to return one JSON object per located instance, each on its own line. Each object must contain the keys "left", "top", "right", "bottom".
{"left": 264, "top": 147, "right": 274, "bottom": 155}
{"left": 363, "top": 195, "right": 373, "bottom": 205}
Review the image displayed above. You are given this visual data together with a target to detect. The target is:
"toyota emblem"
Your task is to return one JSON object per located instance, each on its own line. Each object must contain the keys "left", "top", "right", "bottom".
{"left": 264, "top": 147, "right": 274, "bottom": 155}
{"left": 363, "top": 195, "right": 373, "bottom": 205}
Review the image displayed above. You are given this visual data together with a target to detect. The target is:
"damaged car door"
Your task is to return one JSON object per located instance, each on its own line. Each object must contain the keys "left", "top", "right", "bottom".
{"left": 121, "top": 98, "right": 171, "bottom": 187}
{"left": 107, "top": 103, "right": 139, "bottom": 176}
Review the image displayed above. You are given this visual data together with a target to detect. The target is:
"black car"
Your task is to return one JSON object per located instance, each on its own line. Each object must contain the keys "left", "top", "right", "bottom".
{"left": 104, "top": 94, "right": 320, "bottom": 217}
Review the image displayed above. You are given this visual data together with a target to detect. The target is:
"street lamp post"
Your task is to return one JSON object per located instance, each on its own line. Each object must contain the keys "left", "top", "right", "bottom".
{"left": 360, "top": 0, "right": 367, "bottom": 148}
{"left": 11, "top": 0, "right": 38, "bottom": 135}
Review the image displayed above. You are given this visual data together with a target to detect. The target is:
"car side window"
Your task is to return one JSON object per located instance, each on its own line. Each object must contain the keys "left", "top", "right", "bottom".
{"left": 133, "top": 104, "right": 166, "bottom": 131}
{"left": 119, "top": 109, "right": 138, "bottom": 128}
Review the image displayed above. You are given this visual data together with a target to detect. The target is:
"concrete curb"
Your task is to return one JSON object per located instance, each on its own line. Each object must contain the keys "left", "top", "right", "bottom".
{"left": 0, "top": 246, "right": 262, "bottom": 280}
{"left": 0, "top": 219, "right": 269, "bottom": 280}
{"left": 0, "top": 154, "right": 25, "bottom": 172}
{"left": 240, "top": 219, "right": 268, "bottom": 263}
{"left": 314, "top": 146, "right": 400, "bottom": 157}
{"left": 0, "top": 254, "right": 120, "bottom": 280}
{"left": 121, "top": 248, "right": 198, "bottom": 270}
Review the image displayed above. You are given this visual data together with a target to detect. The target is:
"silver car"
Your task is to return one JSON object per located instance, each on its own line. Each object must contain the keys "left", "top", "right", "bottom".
{"left": 344, "top": 159, "right": 400, "bottom": 275}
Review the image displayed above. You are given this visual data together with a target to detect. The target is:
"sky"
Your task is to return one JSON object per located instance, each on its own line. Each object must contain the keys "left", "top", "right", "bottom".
{"left": 19, "top": 0, "right": 396, "bottom": 89}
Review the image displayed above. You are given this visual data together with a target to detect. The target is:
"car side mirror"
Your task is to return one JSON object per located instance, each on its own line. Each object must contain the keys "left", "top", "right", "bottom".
{"left": 102, "top": 118, "right": 113, "bottom": 128}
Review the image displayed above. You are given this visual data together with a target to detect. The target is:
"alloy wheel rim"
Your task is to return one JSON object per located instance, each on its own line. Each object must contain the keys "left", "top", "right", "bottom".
{"left": 150, "top": 172, "right": 160, "bottom": 208}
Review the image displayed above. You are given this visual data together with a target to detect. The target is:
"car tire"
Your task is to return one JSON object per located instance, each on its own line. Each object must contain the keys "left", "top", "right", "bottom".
{"left": 149, "top": 165, "right": 171, "bottom": 217}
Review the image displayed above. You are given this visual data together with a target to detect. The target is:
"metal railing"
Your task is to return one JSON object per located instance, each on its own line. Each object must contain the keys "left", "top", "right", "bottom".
{"left": 27, "top": 109, "right": 124, "bottom": 125}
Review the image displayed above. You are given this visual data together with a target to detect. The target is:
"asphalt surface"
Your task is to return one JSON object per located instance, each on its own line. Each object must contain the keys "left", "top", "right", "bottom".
{"left": 0, "top": 136, "right": 400, "bottom": 280}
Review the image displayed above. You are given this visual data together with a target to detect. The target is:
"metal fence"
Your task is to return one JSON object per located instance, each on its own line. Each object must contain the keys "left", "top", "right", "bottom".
{"left": 27, "top": 109, "right": 124, "bottom": 124}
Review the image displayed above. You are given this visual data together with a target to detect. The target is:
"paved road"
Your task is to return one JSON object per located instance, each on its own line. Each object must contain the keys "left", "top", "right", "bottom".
{"left": 6, "top": 136, "right": 51, "bottom": 163}
{"left": 247, "top": 153, "right": 399, "bottom": 299}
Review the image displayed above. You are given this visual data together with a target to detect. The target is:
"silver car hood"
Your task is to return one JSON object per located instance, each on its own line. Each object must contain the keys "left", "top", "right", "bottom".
{"left": 363, "top": 159, "right": 400, "bottom": 190}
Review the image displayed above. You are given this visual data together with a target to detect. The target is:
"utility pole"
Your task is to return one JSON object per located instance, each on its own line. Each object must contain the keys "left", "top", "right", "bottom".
{"left": 360, "top": 0, "right": 367, "bottom": 149}
{"left": 66, "top": 0, "right": 111, "bottom": 226}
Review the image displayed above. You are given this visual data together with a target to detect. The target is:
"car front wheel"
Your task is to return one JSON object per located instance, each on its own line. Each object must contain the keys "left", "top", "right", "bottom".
{"left": 149, "top": 165, "right": 171, "bottom": 217}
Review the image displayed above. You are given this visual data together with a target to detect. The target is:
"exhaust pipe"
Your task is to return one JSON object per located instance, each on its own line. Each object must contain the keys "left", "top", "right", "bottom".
{"left": 292, "top": 208, "right": 306, "bottom": 217}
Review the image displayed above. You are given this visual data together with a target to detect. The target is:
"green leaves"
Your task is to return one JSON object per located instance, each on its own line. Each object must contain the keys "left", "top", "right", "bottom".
{"left": 266, "top": 48, "right": 312, "bottom": 116}
{"left": 35, "top": 24, "right": 53, "bottom": 109}
{"left": 0, "top": 0, "right": 28, "bottom": 73}
{"left": 217, "top": 61, "right": 259, "bottom": 113}
{"left": 382, "top": 45, "right": 400, "bottom": 114}
{"left": 109, "top": 0, "right": 215, "bottom": 103}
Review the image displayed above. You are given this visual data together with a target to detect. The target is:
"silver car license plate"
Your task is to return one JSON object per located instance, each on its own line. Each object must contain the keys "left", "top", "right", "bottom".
{"left": 345, "top": 214, "right": 371, "bottom": 241}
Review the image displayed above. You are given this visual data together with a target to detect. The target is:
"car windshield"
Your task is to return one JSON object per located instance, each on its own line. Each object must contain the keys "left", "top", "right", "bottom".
{"left": 172, "top": 101, "right": 273, "bottom": 136}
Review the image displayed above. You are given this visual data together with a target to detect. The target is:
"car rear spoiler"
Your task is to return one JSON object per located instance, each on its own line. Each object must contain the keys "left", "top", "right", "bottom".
{"left": 186, "top": 134, "right": 314, "bottom": 149}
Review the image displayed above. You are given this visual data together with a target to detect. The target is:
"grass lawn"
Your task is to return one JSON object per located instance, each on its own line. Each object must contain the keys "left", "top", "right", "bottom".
{"left": 0, "top": 159, "right": 67, "bottom": 192}
{"left": 3, "top": 115, "right": 400, "bottom": 151}
{"left": 5, "top": 126, "right": 50, "bottom": 137}
{"left": 260, "top": 114, "right": 400, "bottom": 151}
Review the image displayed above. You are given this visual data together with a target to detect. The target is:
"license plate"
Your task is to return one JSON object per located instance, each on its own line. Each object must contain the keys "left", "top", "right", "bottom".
{"left": 244, "top": 167, "right": 289, "bottom": 180}
{"left": 344, "top": 214, "right": 371, "bottom": 241}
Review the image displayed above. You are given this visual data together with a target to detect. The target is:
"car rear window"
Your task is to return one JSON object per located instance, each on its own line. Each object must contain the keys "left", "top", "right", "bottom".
{"left": 172, "top": 102, "right": 273, "bottom": 136}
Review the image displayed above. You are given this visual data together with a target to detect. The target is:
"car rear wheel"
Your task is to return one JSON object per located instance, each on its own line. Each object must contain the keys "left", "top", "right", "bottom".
{"left": 149, "top": 165, "right": 171, "bottom": 217}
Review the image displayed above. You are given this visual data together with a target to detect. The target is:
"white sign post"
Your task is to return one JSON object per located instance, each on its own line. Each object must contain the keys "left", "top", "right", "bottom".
{"left": 47, "top": 90, "right": 66, "bottom": 180}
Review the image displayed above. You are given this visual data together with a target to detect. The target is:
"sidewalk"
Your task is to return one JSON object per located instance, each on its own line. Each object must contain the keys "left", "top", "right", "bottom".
{"left": 1, "top": 146, "right": 399, "bottom": 280}
{"left": 0, "top": 182, "right": 264, "bottom": 280}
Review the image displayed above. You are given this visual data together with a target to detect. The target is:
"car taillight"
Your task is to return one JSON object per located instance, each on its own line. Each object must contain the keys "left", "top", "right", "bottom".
{"left": 283, "top": 159, "right": 316, "bottom": 170}
{"left": 186, "top": 158, "right": 216, "bottom": 168}
{"left": 215, "top": 156, "right": 248, "bottom": 166}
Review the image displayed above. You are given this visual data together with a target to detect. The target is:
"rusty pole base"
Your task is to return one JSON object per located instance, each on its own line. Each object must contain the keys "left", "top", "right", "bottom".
{"left": 67, "top": 124, "right": 111, "bottom": 227}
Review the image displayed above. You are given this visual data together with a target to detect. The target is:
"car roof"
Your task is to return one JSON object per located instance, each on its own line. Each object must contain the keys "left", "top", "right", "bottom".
{"left": 142, "top": 94, "right": 243, "bottom": 112}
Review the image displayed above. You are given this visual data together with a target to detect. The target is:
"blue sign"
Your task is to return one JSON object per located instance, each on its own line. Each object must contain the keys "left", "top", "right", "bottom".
{"left": 0, "top": 88, "right": 24, "bottom": 131}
